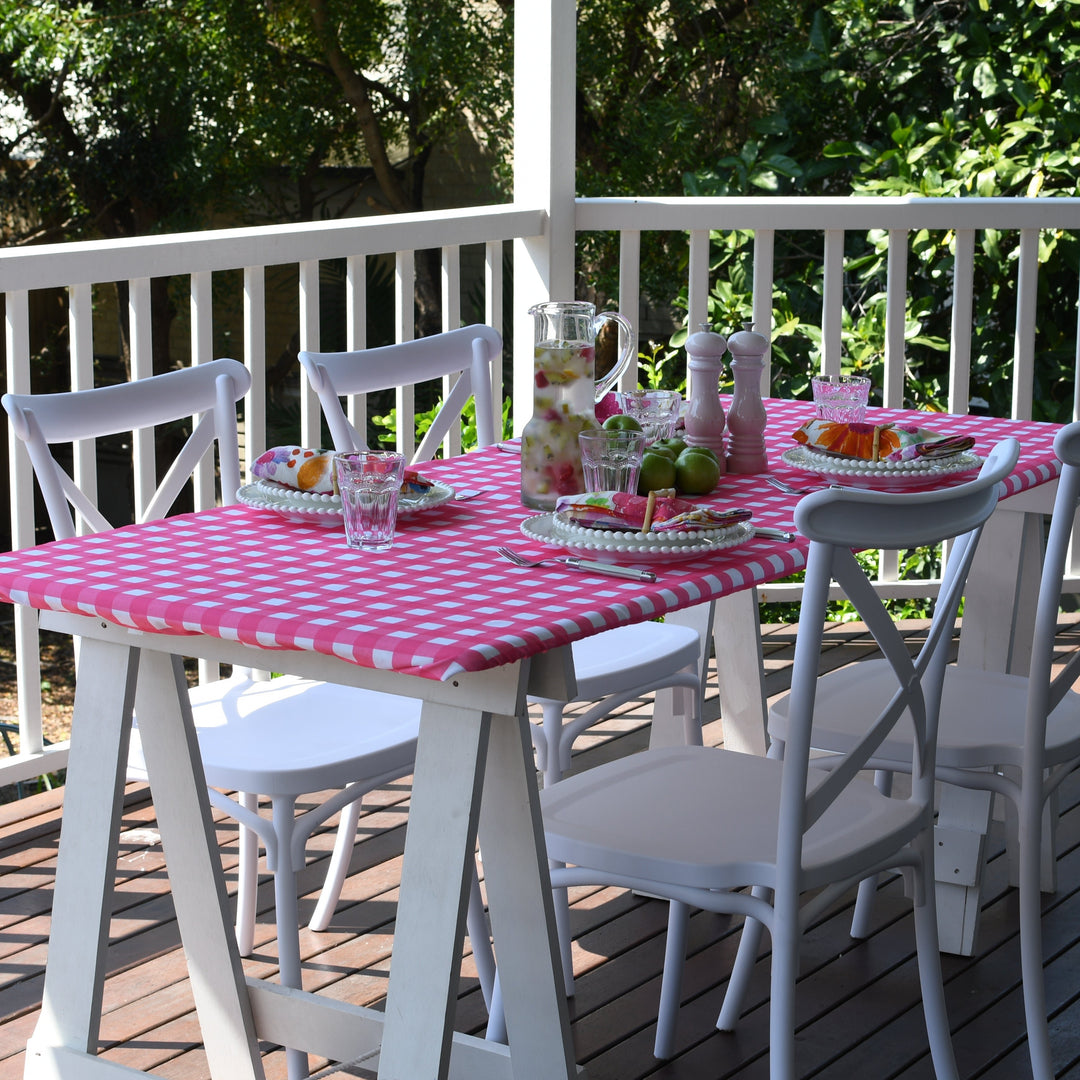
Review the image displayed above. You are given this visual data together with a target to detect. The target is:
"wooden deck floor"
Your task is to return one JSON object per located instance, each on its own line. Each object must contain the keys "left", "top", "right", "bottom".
{"left": 3, "top": 619, "right": 1080, "bottom": 1079}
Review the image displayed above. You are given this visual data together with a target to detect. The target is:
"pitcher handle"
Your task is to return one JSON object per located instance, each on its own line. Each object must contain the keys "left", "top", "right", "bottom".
{"left": 593, "top": 311, "right": 635, "bottom": 402}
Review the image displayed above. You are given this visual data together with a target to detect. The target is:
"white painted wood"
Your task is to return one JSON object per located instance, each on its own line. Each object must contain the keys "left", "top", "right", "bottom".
{"left": 442, "top": 245, "right": 463, "bottom": 457}
{"left": 485, "top": 240, "right": 504, "bottom": 436}
{"left": 712, "top": 587, "right": 768, "bottom": 755}
{"left": 752, "top": 229, "right": 775, "bottom": 386}
{"left": 246, "top": 981, "right": 517, "bottom": 1079}
{"left": 1013, "top": 227, "right": 1039, "bottom": 422}
{"left": 68, "top": 283, "right": 97, "bottom": 523}
{"left": 128, "top": 277, "right": 154, "bottom": 519}
{"left": 243, "top": 266, "right": 267, "bottom": 468}
{"left": 299, "top": 259, "right": 321, "bottom": 448}
{"left": 378, "top": 700, "right": 489, "bottom": 1080}
{"left": 395, "top": 249, "right": 417, "bottom": 459}
{"left": 191, "top": 270, "right": 215, "bottom": 512}
{"left": 478, "top": 710, "right": 577, "bottom": 1080}
{"left": 31, "top": 638, "right": 137, "bottom": 1053}
{"left": 884, "top": 230, "right": 908, "bottom": 409}
{"left": 822, "top": 229, "right": 844, "bottom": 372}
{"left": 687, "top": 229, "right": 710, "bottom": 337}
{"left": 650, "top": 601, "right": 713, "bottom": 749}
{"left": 933, "top": 784, "right": 991, "bottom": 955}
{"left": 344, "top": 254, "right": 369, "bottom": 436}
{"left": 618, "top": 229, "right": 642, "bottom": 389}
{"left": 948, "top": 229, "right": 976, "bottom": 414}
{"left": 24, "top": 1042, "right": 152, "bottom": 1080}
{"left": 132, "top": 649, "right": 263, "bottom": 1079}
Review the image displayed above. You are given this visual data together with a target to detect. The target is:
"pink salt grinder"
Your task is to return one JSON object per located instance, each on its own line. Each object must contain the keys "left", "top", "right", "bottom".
{"left": 683, "top": 324, "right": 728, "bottom": 471}
{"left": 725, "top": 323, "right": 769, "bottom": 474}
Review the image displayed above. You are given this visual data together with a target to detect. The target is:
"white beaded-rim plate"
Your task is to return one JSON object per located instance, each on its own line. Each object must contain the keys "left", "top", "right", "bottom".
{"left": 781, "top": 445, "right": 983, "bottom": 491}
{"left": 520, "top": 512, "right": 755, "bottom": 564}
{"left": 237, "top": 478, "right": 455, "bottom": 527}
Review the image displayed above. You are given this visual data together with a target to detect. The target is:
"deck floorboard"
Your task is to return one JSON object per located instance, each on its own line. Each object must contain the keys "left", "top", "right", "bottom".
{"left": 2, "top": 618, "right": 1080, "bottom": 1079}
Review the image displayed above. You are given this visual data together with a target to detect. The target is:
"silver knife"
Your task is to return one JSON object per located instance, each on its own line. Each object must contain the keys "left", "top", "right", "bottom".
{"left": 556, "top": 556, "right": 657, "bottom": 582}
{"left": 753, "top": 527, "right": 797, "bottom": 542}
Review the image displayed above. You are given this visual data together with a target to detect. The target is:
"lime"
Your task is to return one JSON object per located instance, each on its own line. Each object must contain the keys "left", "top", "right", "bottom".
{"left": 645, "top": 444, "right": 677, "bottom": 462}
{"left": 638, "top": 451, "right": 677, "bottom": 494}
{"left": 603, "top": 413, "right": 643, "bottom": 432}
{"left": 654, "top": 436, "right": 688, "bottom": 457}
{"left": 675, "top": 448, "right": 721, "bottom": 495}
{"left": 681, "top": 445, "right": 719, "bottom": 465}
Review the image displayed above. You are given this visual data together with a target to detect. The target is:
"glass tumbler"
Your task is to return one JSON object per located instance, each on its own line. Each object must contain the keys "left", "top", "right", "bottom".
{"left": 334, "top": 451, "right": 407, "bottom": 552}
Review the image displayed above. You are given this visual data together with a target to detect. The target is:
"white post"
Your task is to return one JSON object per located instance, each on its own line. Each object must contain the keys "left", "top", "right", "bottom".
{"left": 512, "top": 0, "right": 577, "bottom": 433}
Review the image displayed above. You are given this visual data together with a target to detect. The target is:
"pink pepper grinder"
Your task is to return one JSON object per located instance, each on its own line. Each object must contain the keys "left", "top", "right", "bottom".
{"left": 683, "top": 323, "right": 729, "bottom": 471}
{"left": 725, "top": 322, "right": 769, "bottom": 474}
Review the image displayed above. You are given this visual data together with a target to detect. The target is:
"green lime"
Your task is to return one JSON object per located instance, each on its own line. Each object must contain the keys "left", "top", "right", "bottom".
{"left": 645, "top": 444, "right": 677, "bottom": 462}
{"left": 681, "top": 445, "right": 719, "bottom": 465}
{"left": 638, "top": 451, "right": 677, "bottom": 494}
{"left": 654, "top": 436, "right": 688, "bottom": 457}
{"left": 603, "top": 413, "right": 643, "bottom": 432}
{"left": 675, "top": 449, "right": 721, "bottom": 495}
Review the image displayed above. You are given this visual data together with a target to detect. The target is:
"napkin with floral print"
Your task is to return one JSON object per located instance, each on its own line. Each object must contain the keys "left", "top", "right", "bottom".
{"left": 555, "top": 491, "right": 752, "bottom": 532}
{"left": 792, "top": 420, "right": 975, "bottom": 462}
{"left": 252, "top": 446, "right": 433, "bottom": 495}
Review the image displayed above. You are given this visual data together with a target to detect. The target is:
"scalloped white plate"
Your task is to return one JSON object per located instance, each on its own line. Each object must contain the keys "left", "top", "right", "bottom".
{"left": 237, "top": 478, "right": 455, "bottom": 527}
{"left": 781, "top": 445, "right": 983, "bottom": 491}
{"left": 520, "top": 512, "right": 755, "bottom": 564}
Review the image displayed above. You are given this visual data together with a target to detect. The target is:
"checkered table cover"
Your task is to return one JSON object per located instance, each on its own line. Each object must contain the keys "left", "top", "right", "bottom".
{"left": 0, "top": 400, "right": 1060, "bottom": 682}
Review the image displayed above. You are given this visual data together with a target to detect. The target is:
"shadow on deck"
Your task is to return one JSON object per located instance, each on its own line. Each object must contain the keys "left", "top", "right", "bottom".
{"left": 2, "top": 619, "right": 1080, "bottom": 1079}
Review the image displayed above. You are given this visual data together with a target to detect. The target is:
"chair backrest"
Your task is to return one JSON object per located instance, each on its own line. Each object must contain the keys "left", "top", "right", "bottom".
{"left": 779, "top": 438, "right": 1021, "bottom": 876}
{"left": 298, "top": 324, "right": 502, "bottom": 460}
{"left": 1023, "top": 421, "right": 1080, "bottom": 768}
{"left": 2, "top": 358, "right": 251, "bottom": 540}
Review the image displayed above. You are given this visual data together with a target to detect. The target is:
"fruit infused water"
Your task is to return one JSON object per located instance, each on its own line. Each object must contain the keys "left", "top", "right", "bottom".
{"left": 521, "top": 341, "right": 599, "bottom": 509}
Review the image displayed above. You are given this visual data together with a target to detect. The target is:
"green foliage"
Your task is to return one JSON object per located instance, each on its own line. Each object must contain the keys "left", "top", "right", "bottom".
{"left": 371, "top": 397, "right": 513, "bottom": 454}
{"left": 672, "top": 0, "right": 1080, "bottom": 421}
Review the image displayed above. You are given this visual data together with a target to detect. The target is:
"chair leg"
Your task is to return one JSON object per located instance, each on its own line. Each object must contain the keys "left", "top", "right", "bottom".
{"left": 485, "top": 971, "right": 507, "bottom": 1043}
{"left": 235, "top": 792, "right": 259, "bottom": 957}
{"left": 270, "top": 795, "right": 309, "bottom": 1080}
{"left": 768, "top": 904, "right": 799, "bottom": 1080}
{"left": 308, "top": 786, "right": 362, "bottom": 933}
{"left": 654, "top": 900, "right": 690, "bottom": 1058}
{"left": 911, "top": 830, "right": 959, "bottom": 1080}
{"left": 716, "top": 887, "right": 770, "bottom": 1032}
{"left": 851, "top": 770, "right": 893, "bottom": 939}
{"left": 543, "top": 701, "right": 569, "bottom": 789}
{"left": 1020, "top": 786, "right": 1055, "bottom": 1080}
{"left": 468, "top": 860, "right": 497, "bottom": 1009}
{"left": 551, "top": 863, "right": 576, "bottom": 996}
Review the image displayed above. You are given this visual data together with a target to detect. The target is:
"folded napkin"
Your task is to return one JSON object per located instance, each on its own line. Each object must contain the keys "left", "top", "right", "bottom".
{"left": 555, "top": 491, "right": 752, "bottom": 533}
{"left": 792, "top": 420, "right": 975, "bottom": 462}
{"left": 252, "top": 446, "right": 335, "bottom": 492}
{"left": 252, "top": 446, "right": 433, "bottom": 495}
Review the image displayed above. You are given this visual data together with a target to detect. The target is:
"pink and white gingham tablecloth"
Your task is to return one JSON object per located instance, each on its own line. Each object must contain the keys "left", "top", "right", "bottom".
{"left": 0, "top": 400, "right": 1061, "bottom": 682}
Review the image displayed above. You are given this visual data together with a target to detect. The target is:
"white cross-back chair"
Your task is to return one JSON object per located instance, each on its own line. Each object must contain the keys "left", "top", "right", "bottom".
{"left": 537, "top": 438, "right": 1019, "bottom": 1077}
{"left": 300, "top": 327, "right": 706, "bottom": 996}
{"left": 2, "top": 359, "right": 490, "bottom": 1080}
{"left": 769, "top": 422, "right": 1080, "bottom": 1080}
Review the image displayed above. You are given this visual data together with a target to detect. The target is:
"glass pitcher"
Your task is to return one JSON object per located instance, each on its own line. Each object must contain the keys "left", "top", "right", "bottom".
{"left": 521, "top": 301, "right": 634, "bottom": 510}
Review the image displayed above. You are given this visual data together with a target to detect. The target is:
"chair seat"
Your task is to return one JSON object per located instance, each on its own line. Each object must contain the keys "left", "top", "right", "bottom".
{"left": 128, "top": 675, "right": 420, "bottom": 795}
{"left": 769, "top": 662, "right": 1080, "bottom": 771}
{"left": 541, "top": 745, "right": 925, "bottom": 894}
{"left": 530, "top": 621, "right": 701, "bottom": 704}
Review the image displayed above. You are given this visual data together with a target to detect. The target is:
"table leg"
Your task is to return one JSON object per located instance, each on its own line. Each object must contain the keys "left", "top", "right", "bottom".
{"left": 27, "top": 637, "right": 138, "bottom": 1066}
{"left": 650, "top": 601, "right": 713, "bottom": 749}
{"left": 935, "top": 506, "right": 1045, "bottom": 955}
{"left": 132, "top": 650, "right": 263, "bottom": 1080}
{"left": 378, "top": 700, "right": 491, "bottom": 1080}
{"left": 712, "top": 587, "right": 768, "bottom": 755}
{"left": 478, "top": 712, "right": 576, "bottom": 1080}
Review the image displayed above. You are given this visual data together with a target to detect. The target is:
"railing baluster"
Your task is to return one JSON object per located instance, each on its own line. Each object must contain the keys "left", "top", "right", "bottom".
{"left": 485, "top": 240, "right": 504, "bottom": 438}
{"left": 883, "top": 229, "right": 908, "bottom": 409}
{"left": 618, "top": 229, "right": 641, "bottom": 389}
{"left": 752, "top": 229, "right": 775, "bottom": 389}
{"left": 395, "top": 250, "right": 417, "bottom": 460}
{"left": 821, "top": 228, "right": 845, "bottom": 374}
{"left": 346, "top": 254, "right": 368, "bottom": 443}
{"left": 69, "top": 283, "right": 97, "bottom": 526}
{"left": 299, "top": 259, "right": 321, "bottom": 448}
{"left": 442, "top": 246, "right": 462, "bottom": 457}
{"left": 129, "top": 277, "right": 155, "bottom": 520}
{"left": 949, "top": 229, "right": 976, "bottom": 415}
{"left": 244, "top": 266, "right": 267, "bottom": 470}
{"left": 1013, "top": 227, "right": 1039, "bottom": 422}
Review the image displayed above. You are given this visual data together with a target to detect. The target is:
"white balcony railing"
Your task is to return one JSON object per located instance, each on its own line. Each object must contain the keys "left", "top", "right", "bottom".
{"left": 2, "top": 194, "right": 1079, "bottom": 791}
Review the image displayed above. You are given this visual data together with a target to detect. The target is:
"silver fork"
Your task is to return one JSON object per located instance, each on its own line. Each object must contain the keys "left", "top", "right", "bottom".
{"left": 762, "top": 475, "right": 820, "bottom": 496}
{"left": 495, "top": 546, "right": 657, "bottom": 582}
